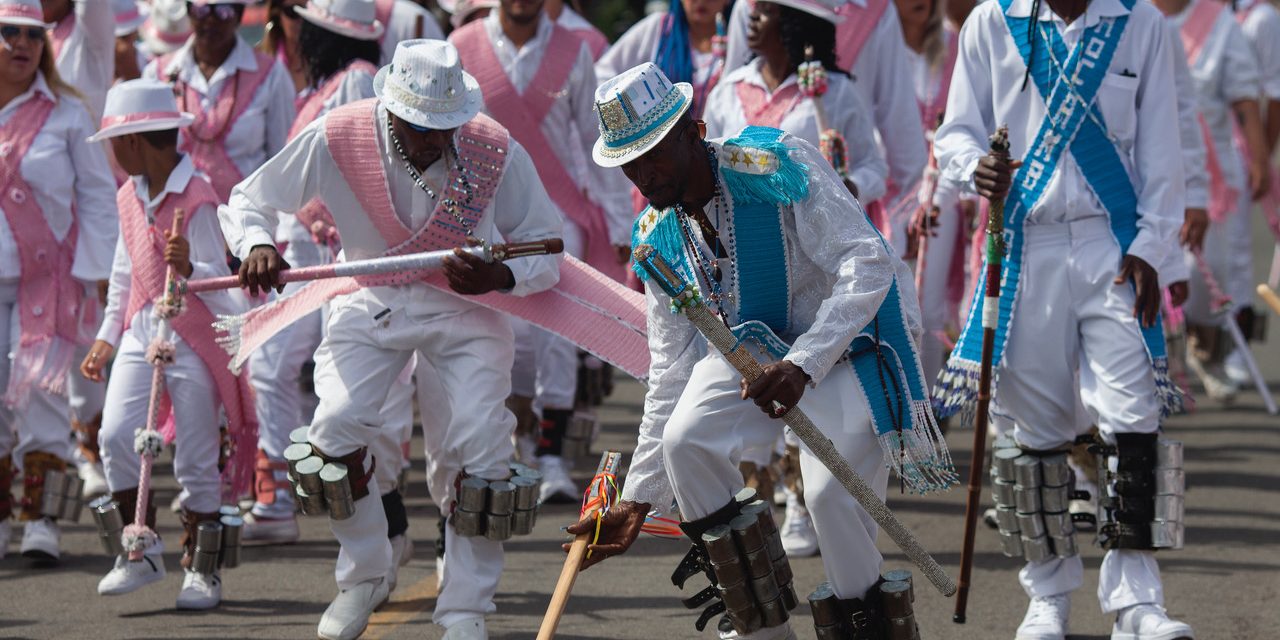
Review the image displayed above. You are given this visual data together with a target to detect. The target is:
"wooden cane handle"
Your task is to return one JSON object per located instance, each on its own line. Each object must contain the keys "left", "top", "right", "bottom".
{"left": 1258, "top": 284, "right": 1280, "bottom": 317}
{"left": 492, "top": 239, "right": 565, "bottom": 261}
{"left": 171, "top": 208, "right": 185, "bottom": 237}
{"left": 536, "top": 528, "right": 592, "bottom": 640}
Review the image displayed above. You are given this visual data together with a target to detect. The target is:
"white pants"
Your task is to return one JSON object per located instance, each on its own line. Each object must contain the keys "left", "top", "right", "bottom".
{"left": 0, "top": 282, "right": 74, "bottom": 469}
{"left": 986, "top": 218, "right": 1163, "bottom": 612}
{"left": 99, "top": 326, "right": 223, "bottom": 513}
{"left": 1183, "top": 189, "right": 1255, "bottom": 325}
{"left": 663, "top": 352, "right": 889, "bottom": 614}
{"left": 310, "top": 287, "right": 515, "bottom": 628}
{"left": 917, "top": 202, "right": 962, "bottom": 386}
{"left": 509, "top": 223, "right": 583, "bottom": 413}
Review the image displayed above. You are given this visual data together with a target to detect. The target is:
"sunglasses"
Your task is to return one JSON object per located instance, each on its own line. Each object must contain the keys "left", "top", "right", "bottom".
{"left": 0, "top": 25, "right": 46, "bottom": 42}
{"left": 186, "top": 2, "right": 241, "bottom": 21}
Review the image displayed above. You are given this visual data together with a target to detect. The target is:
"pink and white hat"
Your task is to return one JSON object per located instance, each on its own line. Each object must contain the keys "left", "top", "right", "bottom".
{"left": 140, "top": 0, "right": 191, "bottom": 56}
{"left": 88, "top": 79, "right": 196, "bottom": 143}
{"left": 446, "top": 0, "right": 497, "bottom": 29}
{"left": 0, "top": 0, "right": 54, "bottom": 29}
{"left": 113, "top": 0, "right": 149, "bottom": 37}
{"left": 759, "top": 0, "right": 844, "bottom": 23}
{"left": 296, "top": 0, "right": 384, "bottom": 41}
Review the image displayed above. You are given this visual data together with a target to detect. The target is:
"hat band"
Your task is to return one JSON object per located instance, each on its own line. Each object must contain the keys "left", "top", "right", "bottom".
{"left": 600, "top": 89, "right": 687, "bottom": 150}
{"left": 304, "top": 5, "right": 377, "bottom": 33}
{"left": 384, "top": 78, "right": 466, "bottom": 114}
{"left": 115, "top": 7, "right": 141, "bottom": 24}
{"left": 0, "top": 4, "right": 44, "bottom": 21}
{"left": 100, "top": 110, "right": 184, "bottom": 129}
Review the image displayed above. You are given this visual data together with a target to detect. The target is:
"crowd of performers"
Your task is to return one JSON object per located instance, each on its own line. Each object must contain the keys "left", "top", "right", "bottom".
{"left": 0, "top": 0, "right": 1276, "bottom": 636}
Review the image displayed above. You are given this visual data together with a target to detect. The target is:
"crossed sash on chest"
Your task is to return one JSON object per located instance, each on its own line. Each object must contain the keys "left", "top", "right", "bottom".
{"left": 935, "top": 0, "right": 1182, "bottom": 420}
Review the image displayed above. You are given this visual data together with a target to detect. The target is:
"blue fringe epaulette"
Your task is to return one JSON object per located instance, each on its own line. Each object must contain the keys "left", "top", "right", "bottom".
{"left": 719, "top": 126, "right": 809, "bottom": 207}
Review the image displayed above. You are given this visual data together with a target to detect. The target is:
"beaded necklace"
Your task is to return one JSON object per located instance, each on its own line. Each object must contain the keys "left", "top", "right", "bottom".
{"left": 677, "top": 144, "right": 733, "bottom": 322}
{"left": 387, "top": 118, "right": 476, "bottom": 236}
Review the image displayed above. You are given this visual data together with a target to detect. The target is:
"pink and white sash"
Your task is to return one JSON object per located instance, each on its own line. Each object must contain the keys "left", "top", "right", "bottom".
{"left": 1179, "top": 0, "right": 1240, "bottom": 223}
{"left": 50, "top": 14, "right": 75, "bottom": 60}
{"left": 735, "top": 81, "right": 804, "bottom": 129}
{"left": 0, "top": 96, "right": 82, "bottom": 407}
{"left": 161, "top": 50, "right": 277, "bottom": 202}
{"left": 835, "top": 0, "right": 889, "bottom": 71}
{"left": 117, "top": 176, "right": 259, "bottom": 497}
{"left": 219, "top": 100, "right": 649, "bottom": 377}
{"left": 569, "top": 26, "right": 609, "bottom": 60}
{"left": 451, "top": 21, "right": 624, "bottom": 282}
{"left": 374, "top": 0, "right": 394, "bottom": 44}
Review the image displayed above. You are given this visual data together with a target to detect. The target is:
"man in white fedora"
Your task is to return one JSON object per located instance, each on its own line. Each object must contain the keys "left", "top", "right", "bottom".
{"left": 219, "top": 39, "right": 562, "bottom": 640}
{"left": 81, "top": 77, "right": 252, "bottom": 610}
{"left": 450, "top": 0, "right": 633, "bottom": 504}
{"left": 142, "top": 0, "right": 295, "bottom": 203}
{"left": 570, "top": 63, "right": 953, "bottom": 639}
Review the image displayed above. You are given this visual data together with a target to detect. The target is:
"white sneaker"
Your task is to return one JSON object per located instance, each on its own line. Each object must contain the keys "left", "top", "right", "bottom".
{"left": 779, "top": 489, "right": 818, "bottom": 557}
{"left": 0, "top": 520, "right": 10, "bottom": 560}
{"left": 176, "top": 568, "right": 222, "bottom": 610}
{"left": 20, "top": 517, "right": 60, "bottom": 561}
{"left": 1186, "top": 354, "right": 1238, "bottom": 404}
{"left": 1223, "top": 349, "right": 1251, "bottom": 387}
{"left": 241, "top": 511, "right": 300, "bottom": 544}
{"left": 77, "top": 460, "right": 109, "bottom": 498}
{"left": 1016, "top": 594, "right": 1070, "bottom": 640}
{"left": 98, "top": 549, "right": 167, "bottom": 595}
{"left": 1111, "top": 604, "right": 1194, "bottom": 640}
{"left": 169, "top": 494, "right": 183, "bottom": 513}
{"left": 442, "top": 617, "right": 488, "bottom": 640}
{"left": 318, "top": 577, "right": 390, "bottom": 640}
{"left": 983, "top": 507, "right": 999, "bottom": 529}
{"left": 388, "top": 534, "right": 413, "bottom": 593}
{"left": 515, "top": 435, "right": 538, "bottom": 466}
{"left": 537, "top": 455, "right": 578, "bottom": 504}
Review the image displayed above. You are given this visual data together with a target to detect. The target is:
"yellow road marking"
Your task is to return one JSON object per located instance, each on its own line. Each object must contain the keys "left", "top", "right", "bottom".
{"left": 363, "top": 572, "right": 439, "bottom": 640}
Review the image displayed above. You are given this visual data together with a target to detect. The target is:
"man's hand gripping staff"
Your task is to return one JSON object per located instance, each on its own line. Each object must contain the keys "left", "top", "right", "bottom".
{"left": 567, "top": 245, "right": 958, "bottom": 598}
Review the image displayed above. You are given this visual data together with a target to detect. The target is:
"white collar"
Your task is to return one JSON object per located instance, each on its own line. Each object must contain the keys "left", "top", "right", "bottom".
{"left": 0, "top": 72, "right": 57, "bottom": 118}
{"left": 483, "top": 11, "right": 554, "bottom": 53}
{"left": 133, "top": 154, "right": 197, "bottom": 211}
{"left": 1004, "top": 0, "right": 1131, "bottom": 24}
{"left": 166, "top": 36, "right": 259, "bottom": 80}
{"left": 738, "top": 58, "right": 800, "bottom": 93}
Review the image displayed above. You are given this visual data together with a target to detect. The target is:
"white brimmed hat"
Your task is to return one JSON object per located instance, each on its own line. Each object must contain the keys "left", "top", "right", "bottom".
{"left": 88, "top": 79, "right": 195, "bottom": 143}
{"left": 373, "top": 39, "right": 483, "bottom": 130}
{"left": 296, "top": 0, "right": 385, "bottom": 41}
{"left": 446, "top": 0, "right": 497, "bottom": 28}
{"left": 113, "top": 0, "right": 149, "bottom": 36}
{"left": 0, "top": 0, "right": 53, "bottom": 29}
{"left": 140, "top": 0, "right": 191, "bottom": 55}
{"left": 591, "top": 63, "right": 693, "bottom": 168}
{"left": 758, "top": 0, "right": 844, "bottom": 23}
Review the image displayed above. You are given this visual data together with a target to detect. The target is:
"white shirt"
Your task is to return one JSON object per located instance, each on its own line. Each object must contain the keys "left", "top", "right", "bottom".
{"left": 98, "top": 155, "right": 245, "bottom": 346}
{"left": 1237, "top": 0, "right": 1280, "bottom": 101}
{"left": 934, "top": 0, "right": 1184, "bottom": 272}
{"left": 144, "top": 37, "right": 297, "bottom": 181}
{"left": 55, "top": 0, "right": 115, "bottom": 117}
{"left": 1159, "top": 25, "right": 1200, "bottom": 285}
{"left": 472, "top": 13, "right": 632, "bottom": 245}
{"left": 595, "top": 11, "right": 722, "bottom": 105}
{"left": 0, "top": 73, "right": 118, "bottom": 283}
{"left": 724, "top": 0, "right": 928, "bottom": 197}
{"left": 1165, "top": 0, "right": 1260, "bottom": 191}
{"left": 703, "top": 60, "right": 888, "bottom": 203}
{"left": 380, "top": 0, "right": 446, "bottom": 64}
{"left": 620, "top": 134, "right": 920, "bottom": 512}
{"left": 219, "top": 103, "right": 562, "bottom": 318}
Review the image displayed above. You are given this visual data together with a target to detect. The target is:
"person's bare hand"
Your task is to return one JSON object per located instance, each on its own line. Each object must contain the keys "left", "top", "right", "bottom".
{"left": 1115, "top": 255, "right": 1161, "bottom": 328}
{"left": 80, "top": 340, "right": 114, "bottom": 382}
{"left": 442, "top": 247, "right": 515, "bottom": 295}
{"left": 614, "top": 244, "right": 631, "bottom": 264}
{"left": 1248, "top": 159, "right": 1270, "bottom": 201}
{"left": 562, "top": 500, "right": 650, "bottom": 571}
{"left": 1179, "top": 208, "right": 1208, "bottom": 252}
{"left": 741, "top": 361, "right": 810, "bottom": 419}
{"left": 974, "top": 154, "right": 1022, "bottom": 202}
{"left": 1168, "top": 281, "right": 1189, "bottom": 308}
{"left": 163, "top": 230, "right": 193, "bottom": 278}
{"left": 238, "top": 244, "right": 290, "bottom": 297}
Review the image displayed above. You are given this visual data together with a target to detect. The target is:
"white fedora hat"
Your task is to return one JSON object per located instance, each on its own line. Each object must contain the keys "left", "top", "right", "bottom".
{"left": 373, "top": 39, "right": 483, "bottom": 131}
{"left": 591, "top": 63, "right": 693, "bottom": 168}
{"left": 113, "top": 0, "right": 149, "bottom": 36}
{"left": 88, "top": 79, "right": 196, "bottom": 143}
{"left": 140, "top": 0, "right": 191, "bottom": 56}
{"left": 757, "top": 0, "right": 844, "bottom": 23}
{"left": 447, "top": 0, "right": 497, "bottom": 28}
{"left": 0, "top": 0, "right": 53, "bottom": 29}
{"left": 296, "top": 0, "right": 385, "bottom": 41}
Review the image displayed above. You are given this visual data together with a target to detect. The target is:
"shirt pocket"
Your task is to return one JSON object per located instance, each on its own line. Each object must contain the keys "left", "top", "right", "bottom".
{"left": 1096, "top": 72, "right": 1140, "bottom": 149}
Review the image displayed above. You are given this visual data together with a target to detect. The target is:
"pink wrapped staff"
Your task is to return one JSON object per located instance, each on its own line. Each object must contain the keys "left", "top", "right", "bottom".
{"left": 123, "top": 209, "right": 186, "bottom": 560}
{"left": 1192, "top": 249, "right": 1277, "bottom": 415}
{"left": 186, "top": 239, "right": 565, "bottom": 293}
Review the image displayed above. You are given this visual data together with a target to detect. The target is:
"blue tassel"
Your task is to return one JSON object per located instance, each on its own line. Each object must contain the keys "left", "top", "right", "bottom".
{"left": 631, "top": 206, "right": 690, "bottom": 284}
{"left": 720, "top": 127, "right": 810, "bottom": 206}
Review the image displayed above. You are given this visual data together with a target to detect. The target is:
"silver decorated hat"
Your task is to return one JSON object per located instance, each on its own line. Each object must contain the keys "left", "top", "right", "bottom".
{"left": 591, "top": 63, "right": 693, "bottom": 168}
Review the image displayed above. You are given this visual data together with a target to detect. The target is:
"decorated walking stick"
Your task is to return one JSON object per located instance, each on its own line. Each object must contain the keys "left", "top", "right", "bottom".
{"left": 186, "top": 239, "right": 565, "bottom": 293}
{"left": 122, "top": 208, "right": 186, "bottom": 560}
{"left": 633, "top": 245, "right": 957, "bottom": 597}
{"left": 538, "top": 451, "right": 623, "bottom": 640}
{"left": 953, "top": 126, "right": 1009, "bottom": 624}
{"left": 1191, "top": 249, "right": 1278, "bottom": 415}
{"left": 798, "top": 45, "right": 848, "bottom": 177}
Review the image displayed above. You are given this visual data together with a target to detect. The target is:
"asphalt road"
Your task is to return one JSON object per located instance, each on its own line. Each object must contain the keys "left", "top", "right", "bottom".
{"left": 2, "top": 221, "right": 1278, "bottom": 639}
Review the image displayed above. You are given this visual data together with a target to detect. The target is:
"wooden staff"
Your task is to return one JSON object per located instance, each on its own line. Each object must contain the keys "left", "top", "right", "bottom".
{"left": 953, "top": 126, "right": 1009, "bottom": 624}
{"left": 537, "top": 451, "right": 623, "bottom": 640}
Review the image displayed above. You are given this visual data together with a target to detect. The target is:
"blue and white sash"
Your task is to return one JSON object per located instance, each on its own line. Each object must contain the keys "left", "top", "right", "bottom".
{"left": 933, "top": 0, "right": 1183, "bottom": 421}
{"left": 636, "top": 126, "right": 955, "bottom": 494}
